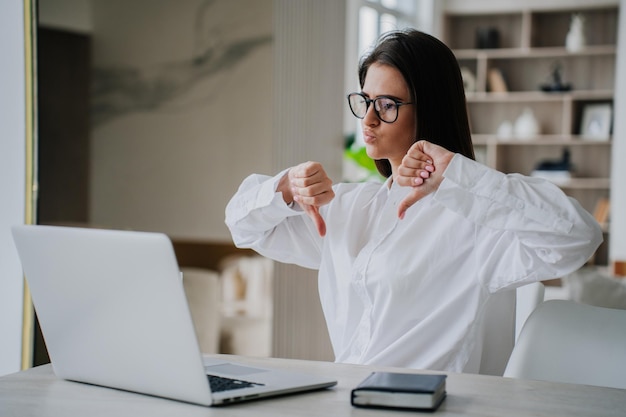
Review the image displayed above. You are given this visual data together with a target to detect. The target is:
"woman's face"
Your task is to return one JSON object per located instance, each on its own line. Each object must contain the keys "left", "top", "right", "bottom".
{"left": 361, "top": 62, "right": 416, "bottom": 176}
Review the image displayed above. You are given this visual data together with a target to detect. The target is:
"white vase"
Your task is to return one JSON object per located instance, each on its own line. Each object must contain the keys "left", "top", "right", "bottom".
{"left": 514, "top": 108, "right": 540, "bottom": 140}
{"left": 496, "top": 120, "right": 513, "bottom": 140}
{"left": 566, "top": 14, "right": 586, "bottom": 52}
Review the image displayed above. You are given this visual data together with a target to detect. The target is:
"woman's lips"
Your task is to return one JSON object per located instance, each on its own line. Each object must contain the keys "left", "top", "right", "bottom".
{"left": 363, "top": 130, "right": 376, "bottom": 144}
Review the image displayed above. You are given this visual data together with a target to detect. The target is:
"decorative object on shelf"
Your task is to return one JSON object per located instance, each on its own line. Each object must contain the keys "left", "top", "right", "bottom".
{"left": 476, "top": 26, "right": 500, "bottom": 49}
{"left": 580, "top": 103, "right": 612, "bottom": 140}
{"left": 488, "top": 68, "right": 508, "bottom": 93}
{"left": 460, "top": 67, "right": 476, "bottom": 93}
{"left": 540, "top": 61, "right": 572, "bottom": 92}
{"left": 496, "top": 120, "right": 513, "bottom": 140}
{"left": 514, "top": 107, "right": 540, "bottom": 139}
{"left": 565, "top": 13, "right": 586, "bottom": 52}
{"left": 531, "top": 148, "right": 573, "bottom": 185}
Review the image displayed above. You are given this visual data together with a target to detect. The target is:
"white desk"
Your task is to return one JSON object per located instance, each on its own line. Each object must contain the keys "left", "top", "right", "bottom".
{"left": 1, "top": 355, "right": 625, "bottom": 417}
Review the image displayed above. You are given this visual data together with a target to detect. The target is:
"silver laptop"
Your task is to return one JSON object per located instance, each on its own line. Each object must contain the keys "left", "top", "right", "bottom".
{"left": 11, "top": 225, "right": 336, "bottom": 406}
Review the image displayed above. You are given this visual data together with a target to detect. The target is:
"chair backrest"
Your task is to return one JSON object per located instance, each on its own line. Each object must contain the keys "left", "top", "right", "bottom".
{"left": 466, "top": 283, "right": 546, "bottom": 376}
{"left": 504, "top": 299, "right": 626, "bottom": 389}
{"left": 515, "top": 282, "right": 545, "bottom": 341}
{"left": 464, "top": 290, "right": 516, "bottom": 376}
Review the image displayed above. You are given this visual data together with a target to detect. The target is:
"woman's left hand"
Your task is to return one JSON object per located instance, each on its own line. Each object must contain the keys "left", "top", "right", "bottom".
{"left": 395, "top": 140, "right": 454, "bottom": 219}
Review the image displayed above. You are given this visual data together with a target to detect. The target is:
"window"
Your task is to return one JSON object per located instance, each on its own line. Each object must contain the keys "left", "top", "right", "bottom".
{"left": 357, "top": 0, "right": 418, "bottom": 56}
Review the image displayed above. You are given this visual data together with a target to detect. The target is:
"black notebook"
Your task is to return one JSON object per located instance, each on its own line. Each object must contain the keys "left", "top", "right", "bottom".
{"left": 351, "top": 372, "right": 446, "bottom": 412}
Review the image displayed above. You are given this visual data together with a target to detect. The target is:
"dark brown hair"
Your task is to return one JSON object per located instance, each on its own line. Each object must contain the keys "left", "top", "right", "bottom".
{"left": 358, "top": 29, "right": 474, "bottom": 177}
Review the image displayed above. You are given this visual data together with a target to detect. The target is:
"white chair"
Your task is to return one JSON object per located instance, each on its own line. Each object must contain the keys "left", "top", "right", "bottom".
{"left": 181, "top": 267, "right": 222, "bottom": 354}
{"left": 504, "top": 299, "right": 626, "bottom": 389}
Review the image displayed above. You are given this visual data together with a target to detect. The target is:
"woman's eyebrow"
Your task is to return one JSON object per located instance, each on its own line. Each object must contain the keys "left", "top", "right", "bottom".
{"left": 360, "top": 91, "right": 405, "bottom": 100}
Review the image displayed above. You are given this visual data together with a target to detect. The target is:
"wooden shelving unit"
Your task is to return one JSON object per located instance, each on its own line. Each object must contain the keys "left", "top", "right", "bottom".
{"left": 443, "top": 4, "right": 619, "bottom": 265}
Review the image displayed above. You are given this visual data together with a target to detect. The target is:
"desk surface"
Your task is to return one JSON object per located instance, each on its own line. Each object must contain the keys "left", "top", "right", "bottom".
{"left": 1, "top": 355, "right": 625, "bottom": 417}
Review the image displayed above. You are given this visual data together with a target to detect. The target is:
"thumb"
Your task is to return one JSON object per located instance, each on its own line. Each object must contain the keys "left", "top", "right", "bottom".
{"left": 303, "top": 204, "right": 327, "bottom": 237}
{"left": 397, "top": 189, "right": 423, "bottom": 220}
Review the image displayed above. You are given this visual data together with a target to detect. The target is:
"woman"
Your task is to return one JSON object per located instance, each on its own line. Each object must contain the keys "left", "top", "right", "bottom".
{"left": 225, "top": 30, "right": 602, "bottom": 372}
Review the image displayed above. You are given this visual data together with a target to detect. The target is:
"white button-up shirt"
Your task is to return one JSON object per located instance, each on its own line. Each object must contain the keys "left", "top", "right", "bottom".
{"left": 225, "top": 154, "right": 602, "bottom": 371}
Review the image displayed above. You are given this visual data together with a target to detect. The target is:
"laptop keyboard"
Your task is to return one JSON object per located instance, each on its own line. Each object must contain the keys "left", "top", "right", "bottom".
{"left": 207, "top": 375, "right": 264, "bottom": 393}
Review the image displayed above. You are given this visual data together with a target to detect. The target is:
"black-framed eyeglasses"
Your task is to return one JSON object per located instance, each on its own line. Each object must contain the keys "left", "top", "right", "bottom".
{"left": 347, "top": 92, "right": 413, "bottom": 124}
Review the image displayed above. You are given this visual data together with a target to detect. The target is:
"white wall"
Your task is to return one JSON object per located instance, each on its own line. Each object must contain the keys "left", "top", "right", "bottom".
{"left": 610, "top": 0, "right": 626, "bottom": 264}
{"left": 88, "top": 0, "right": 272, "bottom": 241}
{"left": 0, "top": 0, "right": 27, "bottom": 376}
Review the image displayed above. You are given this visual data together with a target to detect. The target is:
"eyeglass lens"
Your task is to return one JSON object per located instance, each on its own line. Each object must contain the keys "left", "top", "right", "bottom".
{"left": 348, "top": 94, "right": 399, "bottom": 123}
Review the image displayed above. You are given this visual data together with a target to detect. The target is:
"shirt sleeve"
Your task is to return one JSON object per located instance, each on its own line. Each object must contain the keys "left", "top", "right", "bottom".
{"left": 224, "top": 169, "right": 324, "bottom": 270}
{"left": 434, "top": 154, "right": 604, "bottom": 292}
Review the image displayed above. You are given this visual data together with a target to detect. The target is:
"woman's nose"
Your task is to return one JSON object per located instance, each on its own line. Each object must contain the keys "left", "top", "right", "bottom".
{"left": 363, "top": 103, "right": 379, "bottom": 126}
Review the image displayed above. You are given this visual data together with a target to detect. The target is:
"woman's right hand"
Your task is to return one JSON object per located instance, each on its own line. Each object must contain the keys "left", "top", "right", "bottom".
{"left": 396, "top": 140, "right": 454, "bottom": 219}
{"left": 278, "top": 161, "right": 334, "bottom": 237}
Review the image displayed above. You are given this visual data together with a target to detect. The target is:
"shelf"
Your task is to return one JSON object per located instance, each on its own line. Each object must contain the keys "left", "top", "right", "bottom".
{"left": 472, "top": 134, "right": 613, "bottom": 145}
{"left": 454, "top": 45, "right": 616, "bottom": 60}
{"left": 445, "top": 6, "right": 618, "bottom": 52}
{"left": 502, "top": 174, "right": 610, "bottom": 190}
{"left": 552, "top": 178, "right": 611, "bottom": 190}
{"left": 466, "top": 90, "right": 614, "bottom": 103}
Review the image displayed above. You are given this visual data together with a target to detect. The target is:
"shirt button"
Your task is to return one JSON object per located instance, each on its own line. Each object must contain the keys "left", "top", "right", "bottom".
{"left": 517, "top": 201, "right": 525, "bottom": 210}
